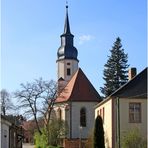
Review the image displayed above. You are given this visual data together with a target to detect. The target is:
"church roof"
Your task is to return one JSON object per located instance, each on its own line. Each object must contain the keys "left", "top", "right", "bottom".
{"left": 56, "top": 68, "right": 101, "bottom": 103}
{"left": 95, "top": 67, "right": 147, "bottom": 108}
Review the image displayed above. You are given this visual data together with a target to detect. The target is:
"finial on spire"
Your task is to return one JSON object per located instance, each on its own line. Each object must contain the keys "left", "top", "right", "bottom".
{"left": 63, "top": 0, "right": 71, "bottom": 34}
{"left": 66, "top": 0, "right": 68, "bottom": 8}
{"left": 66, "top": 0, "right": 68, "bottom": 9}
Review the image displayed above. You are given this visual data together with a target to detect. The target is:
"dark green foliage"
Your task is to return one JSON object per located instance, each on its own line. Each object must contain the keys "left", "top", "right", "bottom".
{"left": 100, "top": 37, "right": 129, "bottom": 97}
{"left": 93, "top": 115, "right": 105, "bottom": 148}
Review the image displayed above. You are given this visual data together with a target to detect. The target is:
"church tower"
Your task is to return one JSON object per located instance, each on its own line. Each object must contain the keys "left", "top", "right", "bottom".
{"left": 57, "top": 5, "right": 79, "bottom": 86}
{"left": 54, "top": 5, "right": 101, "bottom": 147}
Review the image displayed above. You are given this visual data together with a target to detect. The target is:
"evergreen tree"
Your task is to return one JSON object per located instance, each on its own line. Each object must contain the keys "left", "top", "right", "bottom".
{"left": 100, "top": 37, "right": 129, "bottom": 97}
{"left": 93, "top": 115, "right": 105, "bottom": 148}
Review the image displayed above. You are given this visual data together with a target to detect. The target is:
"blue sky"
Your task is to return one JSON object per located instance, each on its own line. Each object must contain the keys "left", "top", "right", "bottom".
{"left": 1, "top": 0, "right": 147, "bottom": 96}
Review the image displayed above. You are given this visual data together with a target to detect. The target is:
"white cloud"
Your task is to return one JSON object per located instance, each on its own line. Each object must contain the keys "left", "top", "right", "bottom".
{"left": 78, "top": 35, "right": 94, "bottom": 45}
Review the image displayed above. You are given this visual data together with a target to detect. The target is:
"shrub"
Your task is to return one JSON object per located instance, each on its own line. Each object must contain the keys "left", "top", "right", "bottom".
{"left": 47, "top": 119, "right": 68, "bottom": 146}
{"left": 34, "top": 119, "right": 68, "bottom": 147}
{"left": 34, "top": 128, "right": 47, "bottom": 148}
{"left": 93, "top": 115, "right": 105, "bottom": 148}
{"left": 121, "top": 128, "right": 147, "bottom": 148}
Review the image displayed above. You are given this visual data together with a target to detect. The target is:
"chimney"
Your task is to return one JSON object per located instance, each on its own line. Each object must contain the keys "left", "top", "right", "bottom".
{"left": 128, "top": 67, "right": 137, "bottom": 80}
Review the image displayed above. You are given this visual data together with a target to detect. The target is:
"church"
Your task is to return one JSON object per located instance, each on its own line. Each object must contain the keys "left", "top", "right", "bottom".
{"left": 53, "top": 5, "right": 102, "bottom": 147}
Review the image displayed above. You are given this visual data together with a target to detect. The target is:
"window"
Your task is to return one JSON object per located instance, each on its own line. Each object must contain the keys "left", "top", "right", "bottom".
{"left": 129, "top": 103, "right": 141, "bottom": 123}
{"left": 57, "top": 108, "right": 62, "bottom": 120}
{"left": 80, "top": 108, "right": 86, "bottom": 127}
{"left": 97, "top": 110, "right": 99, "bottom": 116}
{"left": 99, "top": 108, "right": 104, "bottom": 123}
{"left": 67, "top": 68, "right": 71, "bottom": 76}
{"left": 67, "top": 63, "right": 70, "bottom": 65}
{"left": 100, "top": 109, "right": 102, "bottom": 117}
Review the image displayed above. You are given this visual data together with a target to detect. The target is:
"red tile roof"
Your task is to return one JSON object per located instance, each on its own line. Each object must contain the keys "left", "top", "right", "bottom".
{"left": 56, "top": 68, "right": 101, "bottom": 103}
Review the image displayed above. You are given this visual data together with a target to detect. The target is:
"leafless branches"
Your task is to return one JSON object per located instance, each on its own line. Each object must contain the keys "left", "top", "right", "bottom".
{"left": 15, "top": 78, "right": 57, "bottom": 135}
{"left": 0, "top": 89, "right": 14, "bottom": 115}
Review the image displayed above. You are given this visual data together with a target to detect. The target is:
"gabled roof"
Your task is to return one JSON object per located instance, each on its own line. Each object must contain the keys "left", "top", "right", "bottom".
{"left": 58, "top": 77, "right": 65, "bottom": 81}
{"left": 111, "top": 67, "right": 147, "bottom": 98}
{"left": 95, "top": 67, "right": 147, "bottom": 108}
{"left": 56, "top": 68, "right": 101, "bottom": 103}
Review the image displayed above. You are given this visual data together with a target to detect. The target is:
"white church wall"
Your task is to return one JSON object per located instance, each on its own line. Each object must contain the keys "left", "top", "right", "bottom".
{"left": 71, "top": 102, "right": 98, "bottom": 139}
{"left": 53, "top": 102, "right": 71, "bottom": 138}
{"left": 54, "top": 103, "right": 68, "bottom": 120}
{"left": 57, "top": 61, "right": 65, "bottom": 80}
{"left": 57, "top": 59, "right": 78, "bottom": 82}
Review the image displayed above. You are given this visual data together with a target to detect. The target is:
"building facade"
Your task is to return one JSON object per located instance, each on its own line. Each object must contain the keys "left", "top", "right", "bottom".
{"left": 1, "top": 115, "right": 23, "bottom": 148}
{"left": 95, "top": 68, "right": 147, "bottom": 148}
{"left": 1, "top": 116, "right": 11, "bottom": 148}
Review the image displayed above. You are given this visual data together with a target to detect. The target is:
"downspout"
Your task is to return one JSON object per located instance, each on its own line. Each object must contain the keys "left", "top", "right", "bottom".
{"left": 9, "top": 126, "right": 11, "bottom": 148}
{"left": 69, "top": 99, "right": 72, "bottom": 139}
{"left": 117, "top": 97, "right": 120, "bottom": 148}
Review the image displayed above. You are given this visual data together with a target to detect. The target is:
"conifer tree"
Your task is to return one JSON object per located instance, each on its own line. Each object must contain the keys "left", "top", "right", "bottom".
{"left": 100, "top": 37, "right": 129, "bottom": 97}
{"left": 93, "top": 115, "right": 105, "bottom": 148}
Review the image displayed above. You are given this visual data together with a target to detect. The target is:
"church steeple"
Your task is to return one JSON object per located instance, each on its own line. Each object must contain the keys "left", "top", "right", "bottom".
{"left": 64, "top": 5, "right": 71, "bottom": 34}
{"left": 57, "top": 5, "right": 78, "bottom": 61}
{"left": 57, "top": 5, "right": 79, "bottom": 84}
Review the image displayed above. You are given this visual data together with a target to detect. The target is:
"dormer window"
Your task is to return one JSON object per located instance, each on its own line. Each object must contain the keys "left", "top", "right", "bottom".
{"left": 67, "top": 68, "right": 71, "bottom": 76}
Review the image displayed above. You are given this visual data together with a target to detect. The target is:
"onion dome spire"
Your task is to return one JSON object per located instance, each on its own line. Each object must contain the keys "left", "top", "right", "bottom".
{"left": 57, "top": 5, "right": 78, "bottom": 61}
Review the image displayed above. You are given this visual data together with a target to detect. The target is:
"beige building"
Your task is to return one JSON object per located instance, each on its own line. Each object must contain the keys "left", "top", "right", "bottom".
{"left": 95, "top": 68, "right": 147, "bottom": 148}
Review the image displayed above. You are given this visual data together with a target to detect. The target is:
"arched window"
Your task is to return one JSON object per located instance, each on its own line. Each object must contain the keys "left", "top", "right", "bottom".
{"left": 80, "top": 108, "right": 86, "bottom": 127}
{"left": 57, "top": 108, "right": 62, "bottom": 120}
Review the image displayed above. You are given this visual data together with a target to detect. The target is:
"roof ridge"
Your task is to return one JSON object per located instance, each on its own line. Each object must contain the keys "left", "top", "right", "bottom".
{"left": 56, "top": 67, "right": 101, "bottom": 103}
{"left": 67, "top": 69, "right": 79, "bottom": 99}
{"left": 109, "top": 67, "right": 147, "bottom": 97}
{"left": 56, "top": 69, "right": 79, "bottom": 102}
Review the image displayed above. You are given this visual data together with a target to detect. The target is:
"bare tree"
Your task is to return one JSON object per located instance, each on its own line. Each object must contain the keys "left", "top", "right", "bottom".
{"left": 15, "top": 78, "right": 57, "bottom": 135}
{"left": 0, "top": 89, "right": 14, "bottom": 115}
